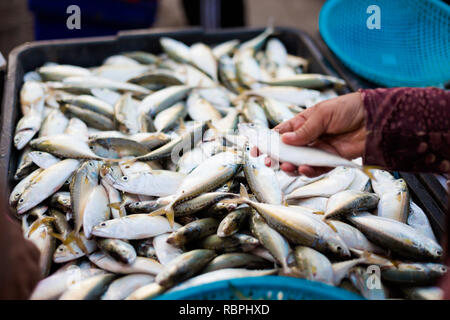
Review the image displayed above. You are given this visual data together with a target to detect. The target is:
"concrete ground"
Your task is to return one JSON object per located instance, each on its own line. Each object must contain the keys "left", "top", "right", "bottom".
{"left": 153, "top": 0, "right": 326, "bottom": 40}
{"left": 0, "top": 0, "right": 326, "bottom": 57}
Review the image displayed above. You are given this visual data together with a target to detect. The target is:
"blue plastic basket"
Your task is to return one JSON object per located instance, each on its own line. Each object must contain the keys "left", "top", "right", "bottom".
{"left": 319, "top": 0, "right": 450, "bottom": 87}
{"left": 154, "top": 276, "right": 364, "bottom": 300}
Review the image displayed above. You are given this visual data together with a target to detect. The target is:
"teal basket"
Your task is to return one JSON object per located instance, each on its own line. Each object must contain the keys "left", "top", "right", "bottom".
{"left": 155, "top": 276, "right": 364, "bottom": 300}
{"left": 319, "top": 0, "right": 450, "bottom": 87}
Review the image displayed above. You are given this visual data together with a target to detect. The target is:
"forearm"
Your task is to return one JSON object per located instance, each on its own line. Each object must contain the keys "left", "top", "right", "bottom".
{"left": 361, "top": 87, "right": 450, "bottom": 173}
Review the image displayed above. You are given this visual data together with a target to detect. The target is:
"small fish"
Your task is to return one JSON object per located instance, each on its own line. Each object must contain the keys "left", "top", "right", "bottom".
{"left": 324, "top": 190, "right": 379, "bottom": 219}
{"left": 347, "top": 212, "right": 443, "bottom": 260}
{"left": 167, "top": 218, "right": 220, "bottom": 248}
{"left": 250, "top": 210, "right": 293, "bottom": 272}
{"left": 59, "top": 273, "right": 116, "bottom": 300}
{"left": 101, "top": 274, "right": 155, "bottom": 300}
{"left": 92, "top": 215, "right": 179, "bottom": 240}
{"left": 153, "top": 233, "right": 183, "bottom": 266}
{"left": 202, "top": 253, "right": 272, "bottom": 273}
{"left": 17, "top": 159, "right": 80, "bottom": 214}
{"left": 239, "top": 124, "right": 364, "bottom": 173}
{"left": 294, "top": 246, "right": 334, "bottom": 285}
{"left": 370, "top": 169, "right": 410, "bottom": 222}
{"left": 217, "top": 205, "right": 251, "bottom": 237}
{"left": 155, "top": 249, "right": 217, "bottom": 288}
{"left": 381, "top": 263, "right": 447, "bottom": 285}
{"left": 286, "top": 167, "right": 356, "bottom": 200}
{"left": 89, "top": 252, "right": 164, "bottom": 275}
{"left": 97, "top": 238, "right": 137, "bottom": 265}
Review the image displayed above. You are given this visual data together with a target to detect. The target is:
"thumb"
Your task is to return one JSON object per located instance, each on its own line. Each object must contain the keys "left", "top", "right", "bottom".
{"left": 281, "top": 108, "right": 327, "bottom": 146}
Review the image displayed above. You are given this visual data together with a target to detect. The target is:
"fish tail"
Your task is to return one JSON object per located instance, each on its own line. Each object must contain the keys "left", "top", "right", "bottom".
{"left": 221, "top": 183, "right": 250, "bottom": 206}
{"left": 28, "top": 216, "right": 56, "bottom": 236}
{"left": 108, "top": 202, "right": 122, "bottom": 210}
{"left": 323, "top": 219, "right": 337, "bottom": 233}
{"left": 49, "top": 231, "right": 77, "bottom": 255}
{"left": 149, "top": 205, "right": 176, "bottom": 228}
{"left": 361, "top": 165, "right": 382, "bottom": 181}
{"left": 65, "top": 231, "right": 89, "bottom": 255}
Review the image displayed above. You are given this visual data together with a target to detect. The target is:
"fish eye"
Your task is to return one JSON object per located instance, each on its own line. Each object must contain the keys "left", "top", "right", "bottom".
{"left": 100, "top": 222, "right": 106, "bottom": 227}
{"left": 63, "top": 199, "right": 68, "bottom": 204}
{"left": 38, "top": 152, "right": 42, "bottom": 155}
{"left": 134, "top": 202, "right": 140, "bottom": 206}
{"left": 89, "top": 146, "right": 94, "bottom": 150}
{"left": 58, "top": 247, "right": 63, "bottom": 252}
{"left": 122, "top": 176, "right": 128, "bottom": 181}
{"left": 14, "top": 194, "right": 20, "bottom": 199}
{"left": 336, "top": 246, "right": 342, "bottom": 252}
{"left": 19, "top": 198, "right": 24, "bottom": 203}
{"left": 436, "top": 249, "right": 443, "bottom": 256}
{"left": 125, "top": 165, "right": 130, "bottom": 169}
{"left": 441, "top": 266, "right": 447, "bottom": 272}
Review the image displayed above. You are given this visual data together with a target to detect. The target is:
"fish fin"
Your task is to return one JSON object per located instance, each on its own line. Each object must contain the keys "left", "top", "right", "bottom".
{"left": 178, "top": 117, "right": 186, "bottom": 131}
{"left": 362, "top": 165, "right": 381, "bottom": 181}
{"left": 221, "top": 184, "right": 249, "bottom": 206}
{"left": 108, "top": 202, "right": 122, "bottom": 210}
{"left": 148, "top": 205, "right": 175, "bottom": 228}
{"left": 166, "top": 207, "right": 175, "bottom": 228}
{"left": 49, "top": 231, "right": 77, "bottom": 255}
{"left": 48, "top": 231, "right": 65, "bottom": 242}
{"left": 28, "top": 217, "right": 56, "bottom": 236}
{"left": 239, "top": 183, "right": 249, "bottom": 199}
{"left": 323, "top": 219, "right": 337, "bottom": 232}
{"left": 148, "top": 206, "right": 167, "bottom": 217}
{"left": 65, "top": 231, "right": 89, "bottom": 255}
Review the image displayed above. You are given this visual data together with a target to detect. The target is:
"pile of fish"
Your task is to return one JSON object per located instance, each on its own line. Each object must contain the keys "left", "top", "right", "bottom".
{"left": 9, "top": 28, "right": 446, "bottom": 300}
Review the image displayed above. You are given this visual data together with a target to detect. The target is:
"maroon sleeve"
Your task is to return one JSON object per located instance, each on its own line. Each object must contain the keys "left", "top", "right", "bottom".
{"left": 0, "top": 189, "right": 41, "bottom": 299}
{"left": 360, "top": 87, "right": 450, "bottom": 174}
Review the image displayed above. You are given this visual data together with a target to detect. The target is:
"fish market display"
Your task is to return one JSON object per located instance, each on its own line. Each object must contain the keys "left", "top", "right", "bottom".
{"left": 8, "top": 29, "right": 444, "bottom": 300}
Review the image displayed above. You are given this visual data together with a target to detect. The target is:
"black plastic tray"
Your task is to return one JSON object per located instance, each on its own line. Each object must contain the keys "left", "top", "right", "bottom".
{"left": 1, "top": 26, "right": 444, "bottom": 241}
{"left": 0, "top": 26, "right": 349, "bottom": 211}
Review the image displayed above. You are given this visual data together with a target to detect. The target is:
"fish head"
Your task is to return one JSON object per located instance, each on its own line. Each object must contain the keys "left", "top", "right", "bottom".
{"left": 100, "top": 163, "right": 122, "bottom": 184}
{"left": 14, "top": 130, "right": 37, "bottom": 150}
{"left": 427, "top": 263, "right": 447, "bottom": 277}
{"left": 425, "top": 241, "right": 444, "bottom": 260}
{"left": 91, "top": 219, "right": 121, "bottom": 238}
{"left": 324, "top": 232, "right": 351, "bottom": 258}
{"left": 53, "top": 244, "right": 83, "bottom": 263}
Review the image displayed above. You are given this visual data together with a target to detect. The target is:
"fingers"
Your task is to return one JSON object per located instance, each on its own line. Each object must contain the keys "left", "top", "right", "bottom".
{"left": 280, "top": 162, "right": 297, "bottom": 172}
{"left": 281, "top": 106, "right": 329, "bottom": 146}
{"left": 274, "top": 107, "right": 315, "bottom": 134}
{"left": 280, "top": 163, "right": 332, "bottom": 177}
{"left": 297, "top": 165, "right": 333, "bottom": 177}
{"left": 250, "top": 146, "right": 259, "bottom": 157}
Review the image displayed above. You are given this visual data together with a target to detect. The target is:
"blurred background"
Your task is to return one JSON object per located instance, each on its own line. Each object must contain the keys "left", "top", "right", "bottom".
{"left": 0, "top": 0, "right": 327, "bottom": 57}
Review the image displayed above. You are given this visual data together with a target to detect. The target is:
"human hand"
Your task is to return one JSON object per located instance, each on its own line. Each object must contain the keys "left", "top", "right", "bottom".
{"left": 270, "top": 92, "right": 367, "bottom": 177}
